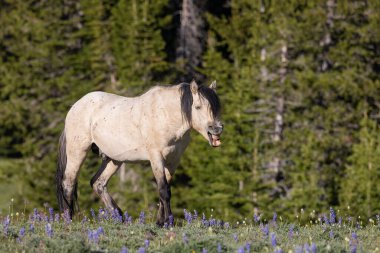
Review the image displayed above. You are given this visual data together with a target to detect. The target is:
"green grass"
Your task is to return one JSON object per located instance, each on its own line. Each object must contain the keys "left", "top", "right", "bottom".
{"left": 0, "top": 208, "right": 380, "bottom": 253}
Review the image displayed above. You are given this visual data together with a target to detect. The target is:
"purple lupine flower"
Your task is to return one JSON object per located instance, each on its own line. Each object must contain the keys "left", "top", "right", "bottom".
{"left": 202, "top": 213, "right": 207, "bottom": 226}
{"left": 54, "top": 213, "right": 60, "bottom": 222}
{"left": 193, "top": 210, "right": 198, "bottom": 220}
{"left": 217, "top": 243, "right": 222, "bottom": 253}
{"left": 202, "top": 248, "right": 208, "bottom": 253}
{"left": 90, "top": 208, "right": 96, "bottom": 221}
{"left": 33, "top": 208, "right": 38, "bottom": 222}
{"left": 124, "top": 212, "right": 129, "bottom": 223}
{"left": 139, "top": 211, "right": 145, "bottom": 224}
{"left": 45, "top": 216, "right": 49, "bottom": 222}
{"left": 3, "top": 216, "right": 10, "bottom": 236}
{"left": 49, "top": 208, "right": 54, "bottom": 222}
{"left": 29, "top": 223, "right": 34, "bottom": 233}
{"left": 329, "top": 207, "right": 336, "bottom": 224}
{"left": 137, "top": 247, "right": 145, "bottom": 253}
{"left": 352, "top": 232, "right": 358, "bottom": 240}
{"left": 274, "top": 248, "right": 283, "bottom": 253}
{"left": 323, "top": 214, "right": 329, "bottom": 225}
{"left": 144, "top": 239, "right": 150, "bottom": 248}
{"left": 45, "top": 223, "right": 53, "bottom": 237}
{"left": 184, "top": 209, "right": 192, "bottom": 224}
{"left": 169, "top": 214, "right": 174, "bottom": 227}
{"left": 182, "top": 233, "right": 188, "bottom": 245}
{"left": 224, "top": 222, "right": 230, "bottom": 229}
{"left": 273, "top": 212, "right": 277, "bottom": 223}
{"left": 270, "top": 232, "right": 277, "bottom": 247}
{"left": 209, "top": 219, "right": 216, "bottom": 226}
{"left": 350, "top": 245, "right": 357, "bottom": 253}
{"left": 262, "top": 224, "right": 269, "bottom": 236}
{"left": 254, "top": 213, "right": 260, "bottom": 223}
{"left": 98, "top": 208, "right": 104, "bottom": 221}
{"left": 112, "top": 209, "right": 122, "bottom": 223}
{"left": 120, "top": 246, "right": 128, "bottom": 253}
{"left": 338, "top": 217, "right": 342, "bottom": 225}
{"left": 295, "top": 246, "right": 303, "bottom": 253}
{"left": 63, "top": 209, "right": 71, "bottom": 224}
{"left": 245, "top": 242, "right": 251, "bottom": 252}
{"left": 288, "top": 224, "right": 294, "bottom": 239}
{"left": 127, "top": 216, "right": 133, "bottom": 224}
{"left": 81, "top": 215, "right": 88, "bottom": 225}
{"left": 329, "top": 230, "right": 334, "bottom": 239}
{"left": 233, "top": 233, "right": 238, "bottom": 242}
{"left": 97, "top": 227, "right": 104, "bottom": 235}
{"left": 348, "top": 216, "right": 352, "bottom": 222}
{"left": 237, "top": 247, "right": 244, "bottom": 253}
{"left": 18, "top": 227, "right": 25, "bottom": 242}
{"left": 311, "top": 243, "right": 317, "bottom": 253}
{"left": 304, "top": 243, "right": 310, "bottom": 252}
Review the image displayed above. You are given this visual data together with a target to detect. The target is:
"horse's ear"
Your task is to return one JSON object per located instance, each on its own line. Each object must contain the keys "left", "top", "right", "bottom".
{"left": 209, "top": 80, "right": 217, "bottom": 90}
{"left": 190, "top": 80, "right": 199, "bottom": 94}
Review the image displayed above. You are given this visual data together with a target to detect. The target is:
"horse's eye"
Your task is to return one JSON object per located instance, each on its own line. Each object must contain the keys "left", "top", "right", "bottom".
{"left": 195, "top": 105, "right": 201, "bottom": 110}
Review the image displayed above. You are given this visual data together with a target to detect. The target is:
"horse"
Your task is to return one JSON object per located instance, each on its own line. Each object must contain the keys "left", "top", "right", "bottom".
{"left": 56, "top": 80, "right": 223, "bottom": 225}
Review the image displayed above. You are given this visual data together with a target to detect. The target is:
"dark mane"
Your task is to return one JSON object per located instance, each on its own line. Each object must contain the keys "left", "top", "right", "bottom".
{"left": 179, "top": 83, "right": 221, "bottom": 125}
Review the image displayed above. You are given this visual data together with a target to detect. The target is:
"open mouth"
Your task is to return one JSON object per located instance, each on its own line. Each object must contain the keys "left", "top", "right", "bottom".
{"left": 208, "top": 132, "right": 221, "bottom": 147}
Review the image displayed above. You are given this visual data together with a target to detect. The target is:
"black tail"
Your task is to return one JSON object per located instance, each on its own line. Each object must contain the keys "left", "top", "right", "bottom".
{"left": 56, "top": 129, "right": 78, "bottom": 217}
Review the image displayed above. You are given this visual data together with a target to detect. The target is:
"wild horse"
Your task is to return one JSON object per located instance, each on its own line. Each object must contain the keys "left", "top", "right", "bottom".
{"left": 56, "top": 80, "right": 223, "bottom": 225}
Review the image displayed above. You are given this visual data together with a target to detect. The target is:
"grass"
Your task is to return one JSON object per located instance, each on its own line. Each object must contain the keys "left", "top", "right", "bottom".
{"left": 0, "top": 207, "right": 380, "bottom": 253}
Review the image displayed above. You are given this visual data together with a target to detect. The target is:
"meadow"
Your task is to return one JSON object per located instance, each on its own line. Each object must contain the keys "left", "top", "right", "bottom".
{"left": 1, "top": 206, "right": 379, "bottom": 253}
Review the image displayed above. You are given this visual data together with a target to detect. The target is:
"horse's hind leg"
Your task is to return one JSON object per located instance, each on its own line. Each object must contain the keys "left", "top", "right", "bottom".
{"left": 91, "top": 159, "right": 123, "bottom": 216}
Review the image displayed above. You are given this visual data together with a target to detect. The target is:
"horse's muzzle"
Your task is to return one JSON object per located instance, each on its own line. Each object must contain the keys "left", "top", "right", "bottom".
{"left": 207, "top": 125, "right": 223, "bottom": 147}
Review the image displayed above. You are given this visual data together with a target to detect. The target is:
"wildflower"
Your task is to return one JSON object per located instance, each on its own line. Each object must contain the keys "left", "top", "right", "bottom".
{"left": 3, "top": 215, "right": 10, "bottom": 235}
{"left": 137, "top": 247, "right": 145, "bottom": 253}
{"left": 323, "top": 214, "right": 329, "bottom": 225}
{"left": 303, "top": 243, "right": 310, "bottom": 252}
{"left": 54, "top": 213, "right": 60, "bottom": 222}
{"left": 237, "top": 247, "right": 244, "bottom": 253}
{"left": 273, "top": 212, "right": 277, "bottom": 223}
{"left": 184, "top": 209, "right": 192, "bottom": 224}
{"left": 202, "top": 248, "right": 208, "bottom": 253}
{"left": 45, "top": 223, "right": 53, "bottom": 237}
{"left": 63, "top": 209, "right": 71, "bottom": 224}
{"left": 338, "top": 217, "right": 342, "bottom": 225}
{"left": 233, "top": 233, "right": 238, "bottom": 242}
{"left": 145, "top": 239, "right": 150, "bottom": 248}
{"left": 274, "top": 248, "right": 283, "bottom": 253}
{"left": 329, "top": 207, "right": 336, "bottom": 224}
{"left": 17, "top": 227, "right": 25, "bottom": 243}
{"left": 352, "top": 232, "right": 358, "bottom": 240}
{"left": 270, "top": 232, "right": 277, "bottom": 247}
{"left": 217, "top": 243, "right": 222, "bottom": 253}
{"left": 224, "top": 222, "right": 230, "bottom": 229}
{"left": 120, "top": 246, "right": 128, "bottom": 253}
{"left": 253, "top": 213, "right": 260, "bottom": 223}
{"left": 49, "top": 208, "right": 54, "bottom": 222}
{"left": 193, "top": 210, "right": 198, "bottom": 220}
{"left": 329, "top": 230, "right": 334, "bottom": 239}
{"left": 262, "top": 224, "right": 269, "bottom": 236}
{"left": 33, "top": 208, "right": 39, "bottom": 222}
{"left": 182, "top": 233, "right": 188, "bottom": 245}
{"left": 139, "top": 211, "right": 145, "bottom": 224}
{"left": 295, "top": 246, "right": 302, "bottom": 253}
{"left": 288, "top": 224, "right": 294, "bottom": 239}
{"left": 91, "top": 208, "right": 96, "bottom": 221}
{"left": 311, "top": 243, "right": 317, "bottom": 253}
{"left": 29, "top": 223, "right": 34, "bottom": 233}
{"left": 245, "top": 242, "right": 251, "bottom": 252}
{"left": 169, "top": 214, "right": 174, "bottom": 227}
{"left": 201, "top": 213, "right": 209, "bottom": 226}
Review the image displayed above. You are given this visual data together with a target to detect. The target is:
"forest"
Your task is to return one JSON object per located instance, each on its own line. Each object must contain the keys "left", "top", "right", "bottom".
{"left": 0, "top": 0, "right": 380, "bottom": 223}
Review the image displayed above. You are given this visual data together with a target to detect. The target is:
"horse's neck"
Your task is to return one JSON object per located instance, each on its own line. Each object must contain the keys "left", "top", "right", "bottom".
{"left": 154, "top": 86, "right": 191, "bottom": 141}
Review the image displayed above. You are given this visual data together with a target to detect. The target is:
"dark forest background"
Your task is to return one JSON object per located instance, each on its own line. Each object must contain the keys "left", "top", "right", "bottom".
{"left": 1, "top": 0, "right": 380, "bottom": 222}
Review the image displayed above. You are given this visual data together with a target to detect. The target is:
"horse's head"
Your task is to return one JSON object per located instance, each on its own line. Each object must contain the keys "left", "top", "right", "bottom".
{"left": 180, "top": 80, "right": 223, "bottom": 147}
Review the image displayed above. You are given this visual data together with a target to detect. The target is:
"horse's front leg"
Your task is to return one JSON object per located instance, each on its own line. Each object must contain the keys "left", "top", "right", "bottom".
{"left": 150, "top": 153, "right": 172, "bottom": 226}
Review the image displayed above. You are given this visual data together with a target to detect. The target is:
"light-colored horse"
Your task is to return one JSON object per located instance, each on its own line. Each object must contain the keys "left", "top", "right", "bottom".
{"left": 56, "top": 80, "right": 223, "bottom": 225}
